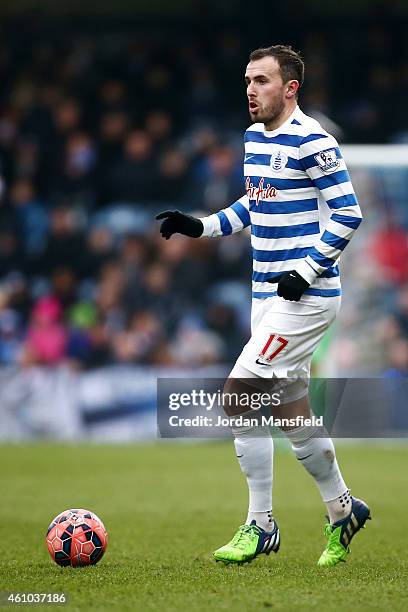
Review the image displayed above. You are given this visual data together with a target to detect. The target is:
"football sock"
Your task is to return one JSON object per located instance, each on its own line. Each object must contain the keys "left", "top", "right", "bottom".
{"left": 285, "top": 424, "right": 349, "bottom": 523}
{"left": 246, "top": 510, "right": 275, "bottom": 531}
{"left": 325, "top": 489, "right": 352, "bottom": 523}
{"left": 231, "top": 415, "right": 274, "bottom": 531}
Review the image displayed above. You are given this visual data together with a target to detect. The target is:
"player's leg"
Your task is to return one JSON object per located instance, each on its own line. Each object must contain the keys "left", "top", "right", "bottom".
{"left": 225, "top": 294, "right": 370, "bottom": 566}
{"left": 274, "top": 391, "right": 371, "bottom": 566}
{"left": 274, "top": 393, "right": 350, "bottom": 522}
{"left": 213, "top": 373, "right": 280, "bottom": 564}
{"left": 213, "top": 295, "right": 323, "bottom": 565}
{"left": 220, "top": 298, "right": 277, "bottom": 531}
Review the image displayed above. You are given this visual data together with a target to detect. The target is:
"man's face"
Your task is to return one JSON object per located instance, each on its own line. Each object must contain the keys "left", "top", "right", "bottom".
{"left": 245, "top": 57, "right": 288, "bottom": 125}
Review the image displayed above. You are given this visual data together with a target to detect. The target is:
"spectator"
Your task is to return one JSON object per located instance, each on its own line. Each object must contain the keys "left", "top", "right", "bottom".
{"left": 105, "top": 130, "right": 157, "bottom": 203}
{"left": 9, "top": 178, "right": 47, "bottom": 256}
{"left": 50, "top": 132, "right": 97, "bottom": 210}
{"left": 37, "top": 207, "right": 87, "bottom": 277}
{"left": 369, "top": 220, "right": 408, "bottom": 284}
{"left": 22, "top": 296, "right": 67, "bottom": 365}
{"left": 0, "top": 287, "right": 22, "bottom": 365}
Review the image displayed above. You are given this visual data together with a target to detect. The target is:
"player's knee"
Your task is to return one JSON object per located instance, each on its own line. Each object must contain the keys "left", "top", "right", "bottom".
{"left": 222, "top": 377, "right": 258, "bottom": 417}
{"left": 222, "top": 378, "right": 239, "bottom": 416}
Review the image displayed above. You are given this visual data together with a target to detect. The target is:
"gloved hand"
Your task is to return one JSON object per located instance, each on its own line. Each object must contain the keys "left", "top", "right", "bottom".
{"left": 156, "top": 210, "right": 203, "bottom": 240}
{"left": 267, "top": 270, "right": 310, "bottom": 301}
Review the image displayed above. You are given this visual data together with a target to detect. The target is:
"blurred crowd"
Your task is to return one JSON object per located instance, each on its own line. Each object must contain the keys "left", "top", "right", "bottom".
{"left": 0, "top": 209, "right": 253, "bottom": 368}
{"left": 0, "top": 14, "right": 407, "bottom": 372}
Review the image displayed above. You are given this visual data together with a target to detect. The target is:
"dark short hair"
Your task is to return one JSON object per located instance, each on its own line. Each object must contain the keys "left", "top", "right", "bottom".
{"left": 249, "top": 45, "right": 304, "bottom": 88}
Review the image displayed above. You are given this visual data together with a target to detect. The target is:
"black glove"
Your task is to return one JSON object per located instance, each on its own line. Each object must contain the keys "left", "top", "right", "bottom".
{"left": 267, "top": 270, "right": 310, "bottom": 301}
{"left": 156, "top": 210, "right": 203, "bottom": 240}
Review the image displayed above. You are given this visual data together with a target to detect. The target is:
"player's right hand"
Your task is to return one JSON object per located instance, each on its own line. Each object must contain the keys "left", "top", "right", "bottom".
{"left": 155, "top": 210, "right": 204, "bottom": 240}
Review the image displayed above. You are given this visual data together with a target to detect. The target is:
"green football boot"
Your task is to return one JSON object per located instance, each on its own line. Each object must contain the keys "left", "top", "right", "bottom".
{"left": 318, "top": 496, "right": 371, "bottom": 567}
{"left": 213, "top": 520, "right": 280, "bottom": 565}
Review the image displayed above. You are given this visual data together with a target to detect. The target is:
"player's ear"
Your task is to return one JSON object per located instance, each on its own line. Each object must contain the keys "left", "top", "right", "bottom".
{"left": 285, "top": 80, "right": 299, "bottom": 99}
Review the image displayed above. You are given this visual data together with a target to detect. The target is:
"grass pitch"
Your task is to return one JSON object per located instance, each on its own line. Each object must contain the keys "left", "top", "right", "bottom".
{"left": 0, "top": 442, "right": 407, "bottom": 611}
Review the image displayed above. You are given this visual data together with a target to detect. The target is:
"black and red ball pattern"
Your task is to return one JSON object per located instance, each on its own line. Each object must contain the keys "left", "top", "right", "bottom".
{"left": 46, "top": 509, "right": 108, "bottom": 567}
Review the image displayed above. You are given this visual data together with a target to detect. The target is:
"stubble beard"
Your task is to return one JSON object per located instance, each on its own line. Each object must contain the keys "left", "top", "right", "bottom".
{"left": 250, "top": 96, "right": 286, "bottom": 129}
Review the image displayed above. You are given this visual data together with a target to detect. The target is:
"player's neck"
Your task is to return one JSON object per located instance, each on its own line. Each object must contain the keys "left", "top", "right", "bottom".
{"left": 264, "top": 102, "right": 297, "bottom": 132}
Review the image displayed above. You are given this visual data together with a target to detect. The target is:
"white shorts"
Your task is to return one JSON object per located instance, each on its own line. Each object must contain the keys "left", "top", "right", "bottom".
{"left": 229, "top": 294, "right": 341, "bottom": 402}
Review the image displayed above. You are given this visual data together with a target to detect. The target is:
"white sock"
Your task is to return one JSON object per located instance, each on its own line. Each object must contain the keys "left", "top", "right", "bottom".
{"left": 285, "top": 425, "right": 349, "bottom": 523}
{"left": 246, "top": 510, "right": 274, "bottom": 531}
{"left": 232, "top": 417, "right": 274, "bottom": 532}
{"left": 325, "top": 489, "right": 352, "bottom": 523}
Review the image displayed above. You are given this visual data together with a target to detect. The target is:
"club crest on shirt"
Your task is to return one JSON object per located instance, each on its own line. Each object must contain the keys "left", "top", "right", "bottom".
{"left": 314, "top": 149, "right": 339, "bottom": 174}
{"left": 270, "top": 150, "right": 288, "bottom": 172}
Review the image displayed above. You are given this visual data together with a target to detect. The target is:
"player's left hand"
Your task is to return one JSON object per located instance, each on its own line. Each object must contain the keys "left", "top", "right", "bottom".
{"left": 267, "top": 270, "right": 310, "bottom": 301}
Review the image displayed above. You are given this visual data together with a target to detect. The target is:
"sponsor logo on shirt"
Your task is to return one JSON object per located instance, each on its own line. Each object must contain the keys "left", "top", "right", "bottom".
{"left": 245, "top": 176, "right": 277, "bottom": 205}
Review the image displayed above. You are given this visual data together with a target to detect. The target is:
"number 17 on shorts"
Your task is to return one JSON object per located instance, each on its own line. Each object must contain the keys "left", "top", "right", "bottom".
{"left": 255, "top": 334, "right": 289, "bottom": 366}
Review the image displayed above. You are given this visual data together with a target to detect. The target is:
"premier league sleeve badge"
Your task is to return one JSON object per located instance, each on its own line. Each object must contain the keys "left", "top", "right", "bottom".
{"left": 314, "top": 149, "right": 340, "bottom": 173}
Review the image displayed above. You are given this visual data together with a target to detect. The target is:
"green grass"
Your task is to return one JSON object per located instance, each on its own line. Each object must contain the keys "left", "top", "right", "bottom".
{"left": 0, "top": 443, "right": 407, "bottom": 611}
